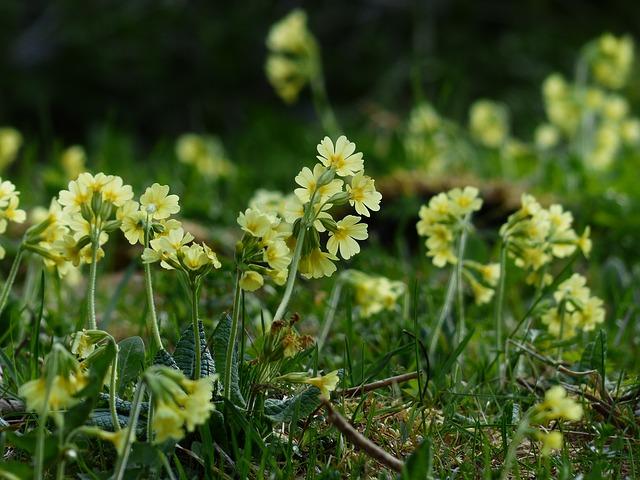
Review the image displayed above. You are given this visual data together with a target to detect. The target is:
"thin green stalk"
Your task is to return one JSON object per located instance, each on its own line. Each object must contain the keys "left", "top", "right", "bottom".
{"left": 224, "top": 270, "right": 241, "bottom": 399}
{"left": 87, "top": 229, "right": 100, "bottom": 330}
{"left": 191, "top": 281, "right": 202, "bottom": 380}
{"left": 317, "top": 273, "right": 346, "bottom": 351}
{"left": 309, "top": 49, "right": 340, "bottom": 137}
{"left": 0, "top": 246, "right": 24, "bottom": 317}
{"left": 455, "top": 219, "right": 470, "bottom": 346}
{"left": 500, "top": 415, "right": 531, "bottom": 480}
{"left": 428, "top": 265, "right": 457, "bottom": 357}
{"left": 113, "top": 381, "right": 146, "bottom": 480}
{"left": 56, "top": 419, "right": 66, "bottom": 480}
{"left": 143, "top": 219, "right": 163, "bottom": 351}
{"left": 146, "top": 393, "right": 154, "bottom": 444}
{"left": 35, "top": 352, "right": 58, "bottom": 480}
{"left": 109, "top": 342, "right": 121, "bottom": 431}
{"left": 272, "top": 223, "right": 307, "bottom": 323}
{"left": 494, "top": 243, "right": 508, "bottom": 366}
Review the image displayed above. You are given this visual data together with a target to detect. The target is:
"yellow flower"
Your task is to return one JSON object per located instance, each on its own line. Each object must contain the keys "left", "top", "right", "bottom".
{"left": 179, "top": 377, "right": 215, "bottom": 432}
{"left": 266, "top": 9, "right": 312, "bottom": 55}
{"left": 94, "top": 429, "right": 129, "bottom": 455}
{"left": 240, "top": 270, "right": 264, "bottom": 291}
{"left": 179, "top": 242, "right": 221, "bottom": 271}
{"left": 534, "top": 124, "right": 560, "bottom": 150}
{"left": 118, "top": 201, "right": 146, "bottom": 245}
{"left": 299, "top": 248, "right": 337, "bottom": 279}
{"left": 346, "top": 171, "right": 382, "bottom": 217}
{"left": 536, "top": 431, "right": 563, "bottom": 456}
{"left": 448, "top": 186, "right": 482, "bottom": 216}
{"left": 469, "top": 100, "right": 509, "bottom": 148}
{"left": 304, "top": 370, "right": 339, "bottom": 399}
{"left": 294, "top": 164, "right": 343, "bottom": 203}
{"left": 152, "top": 401, "right": 185, "bottom": 444}
{"left": 263, "top": 239, "right": 291, "bottom": 271}
{"left": 19, "top": 373, "right": 87, "bottom": 412}
{"left": 237, "top": 208, "right": 276, "bottom": 238}
{"left": 316, "top": 136, "right": 364, "bottom": 177}
{"left": 575, "top": 296, "right": 605, "bottom": 331}
{"left": 1, "top": 195, "right": 26, "bottom": 224}
{"left": 58, "top": 178, "right": 90, "bottom": 213}
{"left": 534, "top": 386, "right": 583, "bottom": 422}
{"left": 102, "top": 175, "right": 133, "bottom": 207}
{"left": 326, "top": 215, "right": 368, "bottom": 260}
{"left": 70, "top": 330, "right": 96, "bottom": 359}
{"left": 469, "top": 277, "right": 495, "bottom": 305}
{"left": 140, "top": 183, "right": 180, "bottom": 220}
{"left": 60, "top": 145, "right": 86, "bottom": 180}
{"left": 0, "top": 127, "right": 22, "bottom": 169}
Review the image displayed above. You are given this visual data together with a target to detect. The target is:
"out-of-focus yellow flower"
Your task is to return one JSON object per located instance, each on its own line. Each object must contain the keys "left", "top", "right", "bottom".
{"left": 0, "top": 127, "right": 22, "bottom": 170}
{"left": 536, "top": 430, "right": 563, "bottom": 456}
{"left": 349, "top": 271, "right": 406, "bottom": 318}
{"left": 533, "top": 385, "right": 583, "bottom": 422}
{"left": 534, "top": 124, "right": 560, "bottom": 150}
{"left": 175, "top": 133, "right": 234, "bottom": 179}
{"left": 469, "top": 100, "right": 509, "bottom": 148}
{"left": 60, "top": 145, "right": 86, "bottom": 180}
{"left": 590, "top": 33, "right": 634, "bottom": 90}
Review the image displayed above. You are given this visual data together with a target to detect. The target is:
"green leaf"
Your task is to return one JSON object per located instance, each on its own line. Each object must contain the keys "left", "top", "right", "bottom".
{"left": 433, "top": 328, "right": 475, "bottom": 385}
{"left": 173, "top": 321, "right": 216, "bottom": 379}
{"left": 88, "top": 410, "right": 147, "bottom": 436}
{"left": 153, "top": 349, "right": 178, "bottom": 370}
{"left": 264, "top": 387, "right": 322, "bottom": 423}
{"left": 579, "top": 329, "right": 607, "bottom": 389}
{"left": 401, "top": 439, "right": 433, "bottom": 479}
{"left": 117, "top": 337, "right": 146, "bottom": 395}
{"left": 212, "top": 314, "right": 245, "bottom": 407}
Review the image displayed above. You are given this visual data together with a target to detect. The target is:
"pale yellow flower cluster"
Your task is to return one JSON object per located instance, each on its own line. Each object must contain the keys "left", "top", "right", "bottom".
{"left": 540, "top": 273, "right": 605, "bottom": 339}
{"left": 469, "top": 100, "right": 509, "bottom": 148}
{"left": 462, "top": 261, "right": 500, "bottom": 305}
{"left": 530, "top": 385, "right": 583, "bottom": 456}
{"left": 145, "top": 366, "right": 215, "bottom": 444}
{"left": 404, "top": 103, "right": 452, "bottom": 174}
{"left": 539, "top": 63, "right": 639, "bottom": 169}
{"left": 294, "top": 136, "right": 380, "bottom": 278}
{"left": 237, "top": 206, "right": 292, "bottom": 290}
{"left": 416, "top": 187, "right": 482, "bottom": 267}
{"left": 175, "top": 133, "right": 234, "bottom": 180}
{"left": 500, "top": 194, "right": 591, "bottom": 285}
{"left": 265, "top": 9, "right": 317, "bottom": 103}
{"left": 0, "top": 127, "right": 22, "bottom": 171}
{"left": 19, "top": 346, "right": 88, "bottom": 414}
{"left": 590, "top": 33, "right": 634, "bottom": 90}
{"left": 0, "top": 177, "right": 26, "bottom": 258}
{"left": 348, "top": 270, "right": 406, "bottom": 318}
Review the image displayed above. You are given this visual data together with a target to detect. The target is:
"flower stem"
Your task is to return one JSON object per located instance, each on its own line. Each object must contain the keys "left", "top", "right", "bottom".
{"left": 0, "top": 245, "right": 24, "bottom": 318}
{"left": 317, "top": 273, "right": 346, "bottom": 351}
{"left": 273, "top": 222, "right": 307, "bottom": 323}
{"left": 190, "top": 281, "right": 201, "bottom": 380}
{"left": 113, "top": 380, "right": 146, "bottom": 480}
{"left": 500, "top": 414, "right": 531, "bottom": 480}
{"left": 224, "top": 270, "right": 242, "bottom": 400}
{"left": 428, "top": 265, "right": 457, "bottom": 358}
{"left": 309, "top": 49, "right": 340, "bottom": 137}
{"left": 143, "top": 222, "right": 163, "bottom": 351}
{"left": 87, "top": 229, "right": 100, "bottom": 330}
{"left": 35, "top": 351, "right": 58, "bottom": 480}
{"left": 455, "top": 219, "right": 470, "bottom": 346}
{"left": 494, "top": 243, "right": 508, "bottom": 380}
{"left": 109, "top": 341, "right": 121, "bottom": 431}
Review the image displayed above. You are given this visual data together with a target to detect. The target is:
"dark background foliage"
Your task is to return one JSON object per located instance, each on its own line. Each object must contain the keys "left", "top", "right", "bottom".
{"left": 1, "top": 0, "right": 638, "bottom": 144}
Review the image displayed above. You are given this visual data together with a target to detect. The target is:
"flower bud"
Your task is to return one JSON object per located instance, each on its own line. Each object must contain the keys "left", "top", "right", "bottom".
{"left": 325, "top": 191, "right": 350, "bottom": 206}
{"left": 316, "top": 167, "right": 336, "bottom": 187}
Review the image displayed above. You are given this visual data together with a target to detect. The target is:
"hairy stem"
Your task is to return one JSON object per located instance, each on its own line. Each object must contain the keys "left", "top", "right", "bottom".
{"left": 191, "top": 281, "right": 201, "bottom": 380}
{"left": 109, "top": 341, "right": 121, "bottom": 431}
{"left": 87, "top": 229, "right": 100, "bottom": 330}
{"left": 428, "top": 263, "right": 458, "bottom": 357}
{"left": 0, "top": 246, "right": 24, "bottom": 318}
{"left": 272, "top": 223, "right": 307, "bottom": 323}
{"left": 224, "top": 270, "right": 242, "bottom": 399}
{"left": 143, "top": 221, "right": 163, "bottom": 351}
{"left": 494, "top": 243, "right": 508, "bottom": 372}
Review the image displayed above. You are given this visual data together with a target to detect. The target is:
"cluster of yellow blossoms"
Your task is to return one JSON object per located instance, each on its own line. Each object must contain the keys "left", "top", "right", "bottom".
{"left": 265, "top": 9, "right": 317, "bottom": 103}
{"left": 416, "top": 187, "right": 499, "bottom": 305}
{"left": 0, "top": 127, "right": 22, "bottom": 171}
{"left": 237, "top": 135, "right": 381, "bottom": 289}
{"left": 540, "top": 273, "right": 605, "bottom": 339}
{"left": 175, "top": 133, "right": 234, "bottom": 180}
{"left": 537, "top": 33, "right": 638, "bottom": 170}
{"left": 348, "top": 270, "right": 406, "bottom": 318}
{"left": 469, "top": 100, "right": 510, "bottom": 148}
{"left": 19, "top": 344, "right": 89, "bottom": 417}
{"left": 144, "top": 366, "right": 215, "bottom": 444}
{"left": 500, "top": 194, "right": 591, "bottom": 286}
{"left": 404, "top": 103, "right": 455, "bottom": 174}
{"left": 530, "top": 385, "right": 583, "bottom": 455}
{"left": 0, "top": 177, "right": 25, "bottom": 258}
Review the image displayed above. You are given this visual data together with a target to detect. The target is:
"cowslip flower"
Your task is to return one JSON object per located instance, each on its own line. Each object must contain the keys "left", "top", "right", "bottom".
{"left": 294, "top": 164, "right": 343, "bottom": 203}
{"left": 140, "top": 183, "right": 180, "bottom": 220}
{"left": 299, "top": 248, "right": 337, "bottom": 279}
{"left": 326, "top": 215, "right": 368, "bottom": 260}
{"left": 316, "top": 136, "right": 364, "bottom": 177}
{"left": 346, "top": 171, "right": 382, "bottom": 217}
{"left": 304, "top": 370, "right": 340, "bottom": 399}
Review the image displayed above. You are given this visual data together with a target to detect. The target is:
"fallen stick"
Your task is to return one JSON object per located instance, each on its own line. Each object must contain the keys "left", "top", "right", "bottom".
{"left": 339, "top": 371, "right": 420, "bottom": 398}
{"left": 322, "top": 400, "right": 404, "bottom": 473}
